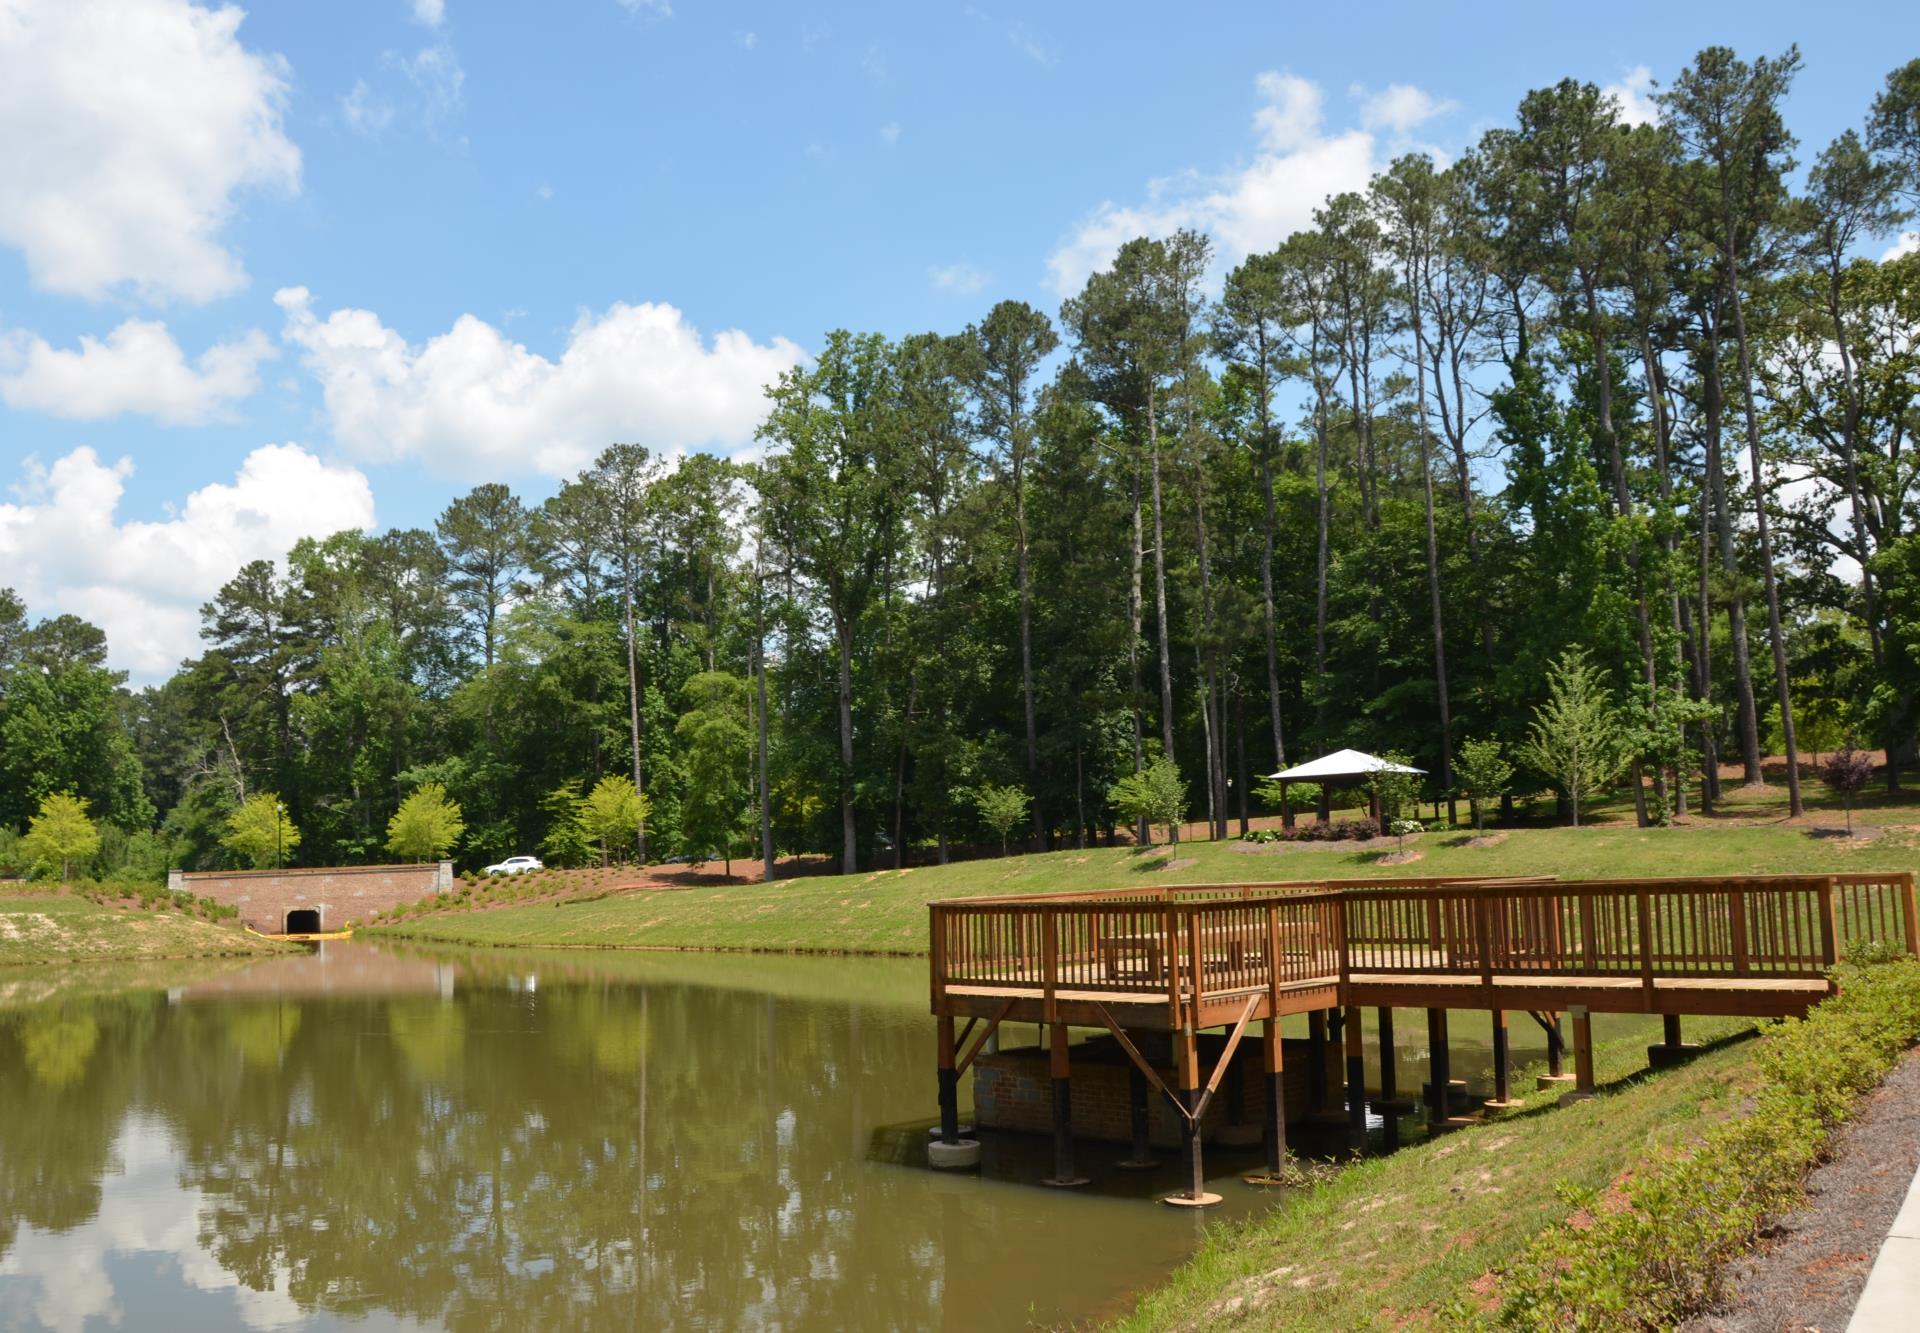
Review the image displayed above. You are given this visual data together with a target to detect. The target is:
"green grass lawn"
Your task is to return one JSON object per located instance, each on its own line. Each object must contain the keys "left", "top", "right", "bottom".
{"left": 0, "top": 889, "right": 290, "bottom": 967}
{"left": 375, "top": 780, "right": 1920, "bottom": 954}
{"left": 1109, "top": 1018, "right": 1763, "bottom": 1331}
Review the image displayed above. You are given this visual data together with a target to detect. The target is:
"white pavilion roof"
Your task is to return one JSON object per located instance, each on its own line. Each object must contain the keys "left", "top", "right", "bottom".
{"left": 1265, "top": 748, "right": 1425, "bottom": 782}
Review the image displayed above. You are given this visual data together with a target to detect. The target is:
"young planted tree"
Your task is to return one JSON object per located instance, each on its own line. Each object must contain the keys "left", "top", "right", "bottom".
{"left": 1516, "top": 650, "right": 1627, "bottom": 826}
{"left": 222, "top": 793, "right": 300, "bottom": 869}
{"left": 1366, "top": 753, "right": 1423, "bottom": 837}
{"left": 972, "top": 784, "right": 1032, "bottom": 857}
{"left": 385, "top": 782, "right": 466, "bottom": 863}
{"left": 1107, "top": 758, "right": 1188, "bottom": 847}
{"left": 1821, "top": 747, "right": 1877, "bottom": 834}
{"left": 1454, "top": 737, "right": 1515, "bottom": 831}
{"left": 579, "top": 775, "right": 650, "bottom": 866}
{"left": 21, "top": 792, "right": 101, "bottom": 881}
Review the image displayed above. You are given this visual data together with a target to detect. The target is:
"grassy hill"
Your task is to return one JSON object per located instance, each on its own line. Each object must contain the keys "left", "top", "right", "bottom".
{"left": 374, "top": 781, "right": 1920, "bottom": 955}
{"left": 0, "top": 889, "right": 290, "bottom": 967}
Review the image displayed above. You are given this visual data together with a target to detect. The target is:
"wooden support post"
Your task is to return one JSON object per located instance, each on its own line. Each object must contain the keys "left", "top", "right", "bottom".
{"left": 1568, "top": 1005, "right": 1595, "bottom": 1102}
{"left": 1533, "top": 1011, "right": 1573, "bottom": 1090}
{"left": 1484, "top": 1009, "right": 1519, "bottom": 1110}
{"left": 1119, "top": 1061, "right": 1155, "bottom": 1170}
{"left": 1044, "top": 1023, "right": 1086, "bottom": 1187}
{"left": 936, "top": 1014, "right": 960, "bottom": 1145}
{"left": 1307, "top": 1010, "right": 1329, "bottom": 1112}
{"left": 1343, "top": 1003, "right": 1367, "bottom": 1149}
{"left": 1425, "top": 1008, "right": 1455, "bottom": 1128}
{"left": 1649, "top": 1012, "right": 1698, "bottom": 1069}
{"left": 1163, "top": 1027, "right": 1221, "bottom": 1208}
{"left": 1378, "top": 1008, "right": 1400, "bottom": 1152}
{"left": 1260, "top": 1019, "right": 1286, "bottom": 1177}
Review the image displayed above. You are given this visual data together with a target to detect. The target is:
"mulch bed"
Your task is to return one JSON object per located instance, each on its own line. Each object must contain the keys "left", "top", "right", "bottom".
{"left": 1684, "top": 1046, "right": 1920, "bottom": 1332}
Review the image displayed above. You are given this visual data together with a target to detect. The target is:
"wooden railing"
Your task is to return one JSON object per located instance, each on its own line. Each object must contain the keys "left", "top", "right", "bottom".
{"left": 928, "top": 872, "right": 1918, "bottom": 1024}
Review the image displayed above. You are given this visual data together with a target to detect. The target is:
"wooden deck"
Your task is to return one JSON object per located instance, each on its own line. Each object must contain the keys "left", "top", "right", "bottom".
{"left": 926, "top": 871, "right": 1918, "bottom": 1201}
{"left": 929, "top": 872, "right": 1919, "bottom": 1030}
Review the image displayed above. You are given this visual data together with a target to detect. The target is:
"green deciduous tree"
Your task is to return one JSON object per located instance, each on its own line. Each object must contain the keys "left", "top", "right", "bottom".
{"left": 580, "top": 775, "right": 649, "bottom": 866}
{"left": 1454, "top": 738, "right": 1514, "bottom": 831}
{"left": 971, "top": 784, "right": 1031, "bottom": 856}
{"left": 1107, "top": 759, "right": 1186, "bottom": 847}
{"left": 675, "top": 672, "right": 753, "bottom": 873}
{"left": 22, "top": 792, "right": 101, "bottom": 881}
{"left": 385, "top": 782, "right": 466, "bottom": 863}
{"left": 222, "top": 793, "right": 300, "bottom": 869}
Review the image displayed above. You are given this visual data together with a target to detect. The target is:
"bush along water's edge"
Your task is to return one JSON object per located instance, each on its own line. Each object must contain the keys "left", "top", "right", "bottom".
{"left": 1473, "top": 959, "right": 1920, "bottom": 1330}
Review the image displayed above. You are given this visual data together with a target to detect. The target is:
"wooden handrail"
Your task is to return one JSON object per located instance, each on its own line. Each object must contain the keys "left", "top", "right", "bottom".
{"left": 929, "top": 873, "right": 1894, "bottom": 1017}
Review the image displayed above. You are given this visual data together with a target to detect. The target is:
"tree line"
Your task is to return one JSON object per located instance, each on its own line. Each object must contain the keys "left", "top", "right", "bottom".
{"left": 3, "top": 46, "right": 1918, "bottom": 879}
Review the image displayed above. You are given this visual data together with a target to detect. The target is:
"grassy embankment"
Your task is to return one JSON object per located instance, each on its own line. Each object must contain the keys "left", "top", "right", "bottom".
{"left": 0, "top": 886, "right": 290, "bottom": 967}
{"left": 1109, "top": 960, "right": 1920, "bottom": 1331}
{"left": 375, "top": 780, "right": 1920, "bottom": 954}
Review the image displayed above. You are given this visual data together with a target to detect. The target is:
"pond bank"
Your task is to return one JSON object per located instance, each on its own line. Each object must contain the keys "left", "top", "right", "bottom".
{"left": 0, "top": 889, "right": 289, "bottom": 967}
{"left": 1107, "top": 1016, "right": 1767, "bottom": 1330}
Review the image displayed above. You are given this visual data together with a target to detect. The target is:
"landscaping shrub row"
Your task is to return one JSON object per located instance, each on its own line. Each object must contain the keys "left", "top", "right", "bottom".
{"left": 1239, "top": 822, "right": 1380, "bottom": 844}
{"left": 1478, "top": 958, "right": 1920, "bottom": 1329}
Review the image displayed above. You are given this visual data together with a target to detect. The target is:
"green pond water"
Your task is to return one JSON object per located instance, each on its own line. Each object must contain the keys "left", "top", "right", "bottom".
{"left": 0, "top": 943, "right": 1664, "bottom": 1331}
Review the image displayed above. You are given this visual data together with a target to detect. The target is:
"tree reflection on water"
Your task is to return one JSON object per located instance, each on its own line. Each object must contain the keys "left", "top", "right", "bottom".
{"left": 0, "top": 949, "right": 1199, "bottom": 1331}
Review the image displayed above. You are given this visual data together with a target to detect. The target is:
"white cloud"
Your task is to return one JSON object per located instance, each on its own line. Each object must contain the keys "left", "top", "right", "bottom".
{"left": 738, "top": 30, "right": 758, "bottom": 49}
{"left": 1604, "top": 65, "right": 1660, "bottom": 127}
{"left": 0, "top": 444, "right": 375, "bottom": 678}
{"left": 0, "top": 320, "right": 274, "bottom": 425}
{"left": 879, "top": 122, "right": 902, "bottom": 146}
{"left": 1047, "top": 70, "right": 1390, "bottom": 296}
{"left": 275, "top": 287, "right": 808, "bottom": 480}
{"left": 342, "top": 78, "right": 396, "bottom": 136}
{"left": 1354, "top": 83, "right": 1457, "bottom": 135}
{"left": 617, "top": 0, "right": 672, "bottom": 16}
{"left": 398, "top": 44, "right": 464, "bottom": 124}
{"left": 1008, "top": 21, "right": 1053, "bottom": 66}
{"left": 1884, "top": 231, "right": 1919, "bottom": 261}
{"left": 0, "top": 0, "right": 300, "bottom": 304}
{"left": 928, "top": 263, "right": 990, "bottom": 295}
{"left": 411, "top": 0, "right": 446, "bottom": 26}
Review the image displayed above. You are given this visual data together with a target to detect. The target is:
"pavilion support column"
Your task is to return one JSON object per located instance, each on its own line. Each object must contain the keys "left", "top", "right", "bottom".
{"left": 1043, "top": 1023, "right": 1087, "bottom": 1187}
{"left": 1567, "top": 1005, "right": 1596, "bottom": 1102}
{"left": 1164, "top": 1026, "right": 1220, "bottom": 1208}
{"left": 1119, "top": 1060, "right": 1156, "bottom": 1170}
{"left": 1316, "top": 788, "right": 1330, "bottom": 825}
{"left": 1281, "top": 783, "right": 1296, "bottom": 831}
{"left": 1378, "top": 1008, "right": 1401, "bottom": 1153}
{"left": 1343, "top": 1004, "right": 1367, "bottom": 1150}
{"left": 1649, "top": 1013, "right": 1699, "bottom": 1069}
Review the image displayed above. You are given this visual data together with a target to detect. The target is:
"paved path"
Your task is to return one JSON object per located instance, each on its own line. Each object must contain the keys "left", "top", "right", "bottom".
{"left": 1850, "top": 1155, "right": 1920, "bottom": 1331}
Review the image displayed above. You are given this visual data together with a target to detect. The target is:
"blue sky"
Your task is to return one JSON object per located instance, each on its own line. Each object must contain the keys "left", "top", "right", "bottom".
{"left": 1, "top": 0, "right": 1915, "bottom": 681}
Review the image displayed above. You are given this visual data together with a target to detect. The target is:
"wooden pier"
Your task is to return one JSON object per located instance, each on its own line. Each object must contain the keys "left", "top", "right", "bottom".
{"left": 927, "top": 872, "right": 1919, "bottom": 1204}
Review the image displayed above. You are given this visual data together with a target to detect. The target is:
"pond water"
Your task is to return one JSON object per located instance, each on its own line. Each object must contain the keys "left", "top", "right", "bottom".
{"left": 0, "top": 943, "right": 1662, "bottom": 1331}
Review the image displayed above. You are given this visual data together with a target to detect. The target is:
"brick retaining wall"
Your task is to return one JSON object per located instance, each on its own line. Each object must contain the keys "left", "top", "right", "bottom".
{"left": 170, "top": 862, "right": 453, "bottom": 933}
{"left": 972, "top": 1034, "right": 1328, "bottom": 1148}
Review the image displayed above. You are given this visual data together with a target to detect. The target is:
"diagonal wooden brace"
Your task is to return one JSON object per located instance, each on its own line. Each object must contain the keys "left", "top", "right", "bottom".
{"left": 1094, "top": 1003, "right": 1192, "bottom": 1123}
{"left": 955, "top": 1000, "right": 1014, "bottom": 1076}
{"left": 1190, "top": 995, "right": 1262, "bottom": 1125}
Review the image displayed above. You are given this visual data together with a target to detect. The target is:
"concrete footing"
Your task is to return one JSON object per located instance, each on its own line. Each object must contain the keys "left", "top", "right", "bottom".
{"left": 1161, "top": 1191, "right": 1224, "bottom": 1209}
{"left": 927, "top": 1139, "right": 981, "bottom": 1170}
{"left": 1647, "top": 1042, "right": 1702, "bottom": 1069}
{"left": 1536, "top": 1072, "right": 1576, "bottom": 1091}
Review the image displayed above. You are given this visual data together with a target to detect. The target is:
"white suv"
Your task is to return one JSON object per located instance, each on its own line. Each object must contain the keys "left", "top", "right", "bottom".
{"left": 484, "top": 855, "right": 544, "bottom": 876}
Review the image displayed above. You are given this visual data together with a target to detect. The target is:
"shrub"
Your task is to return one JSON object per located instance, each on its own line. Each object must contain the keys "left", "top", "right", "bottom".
{"left": 1482, "top": 960, "right": 1920, "bottom": 1329}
